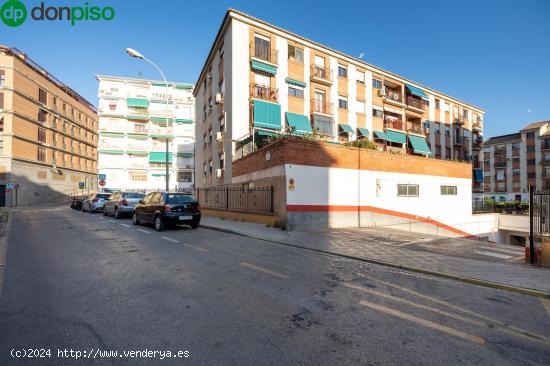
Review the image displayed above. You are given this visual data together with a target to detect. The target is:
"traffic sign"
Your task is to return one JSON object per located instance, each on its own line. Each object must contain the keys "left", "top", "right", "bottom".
{"left": 6, "top": 183, "right": 19, "bottom": 189}
{"left": 79, "top": 182, "right": 85, "bottom": 189}
{"left": 99, "top": 180, "right": 106, "bottom": 187}
{"left": 98, "top": 174, "right": 106, "bottom": 180}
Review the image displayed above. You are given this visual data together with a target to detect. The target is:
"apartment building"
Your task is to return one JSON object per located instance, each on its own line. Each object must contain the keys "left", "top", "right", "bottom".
{"left": 0, "top": 46, "right": 98, "bottom": 207}
{"left": 193, "top": 9, "right": 485, "bottom": 188}
{"left": 96, "top": 76, "right": 195, "bottom": 191}
{"left": 481, "top": 120, "right": 550, "bottom": 202}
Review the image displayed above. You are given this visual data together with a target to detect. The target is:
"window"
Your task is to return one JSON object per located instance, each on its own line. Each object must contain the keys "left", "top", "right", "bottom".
{"left": 288, "top": 86, "right": 304, "bottom": 98}
{"left": 440, "top": 185, "right": 457, "bottom": 195}
{"left": 356, "top": 71, "right": 365, "bottom": 84}
{"left": 0, "top": 92, "right": 3, "bottom": 109}
{"left": 513, "top": 169, "right": 520, "bottom": 176}
{"left": 372, "top": 108, "right": 383, "bottom": 118}
{"left": 435, "top": 146, "right": 441, "bottom": 156}
{"left": 38, "top": 109, "right": 47, "bottom": 123}
{"left": 254, "top": 34, "right": 271, "bottom": 62}
{"left": 129, "top": 170, "right": 147, "bottom": 181}
{"left": 288, "top": 45, "right": 303, "bottom": 63}
{"left": 526, "top": 132, "right": 535, "bottom": 139}
{"left": 397, "top": 184, "right": 419, "bottom": 197}
{"left": 445, "top": 148, "right": 451, "bottom": 159}
{"left": 0, "top": 70, "right": 5, "bottom": 86}
{"left": 528, "top": 159, "right": 536, "bottom": 165}
{"left": 38, "top": 127, "right": 46, "bottom": 143}
{"left": 512, "top": 143, "right": 520, "bottom": 150}
{"left": 372, "top": 79, "right": 382, "bottom": 89}
{"left": 445, "top": 126, "right": 450, "bottom": 136}
{"left": 37, "top": 147, "right": 46, "bottom": 162}
{"left": 435, "top": 99, "right": 440, "bottom": 109}
{"left": 513, "top": 156, "right": 520, "bottom": 163}
{"left": 39, "top": 88, "right": 47, "bottom": 104}
{"left": 528, "top": 172, "right": 536, "bottom": 179}
{"left": 527, "top": 145, "right": 535, "bottom": 152}
{"left": 338, "top": 97, "right": 348, "bottom": 109}
{"left": 337, "top": 65, "right": 347, "bottom": 78}
{"left": 463, "top": 109, "right": 469, "bottom": 119}
{"left": 177, "top": 171, "right": 192, "bottom": 182}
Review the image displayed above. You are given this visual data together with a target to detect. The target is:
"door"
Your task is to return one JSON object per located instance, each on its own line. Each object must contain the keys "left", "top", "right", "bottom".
{"left": 314, "top": 90, "right": 326, "bottom": 113}
{"left": 137, "top": 193, "right": 153, "bottom": 221}
{"left": 0, "top": 186, "right": 5, "bottom": 207}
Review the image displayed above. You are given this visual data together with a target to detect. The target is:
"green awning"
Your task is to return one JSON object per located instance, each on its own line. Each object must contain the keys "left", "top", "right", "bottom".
{"left": 99, "top": 150, "right": 123, "bottom": 155}
{"left": 175, "top": 85, "right": 193, "bottom": 90}
{"left": 175, "top": 119, "right": 193, "bottom": 124}
{"left": 150, "top": 116, "right": 174, "bottom": 123}
{"left": 150, "top": 134, "right": 173, "bottom": 138}
{"left": 127, "top": 98, "right": 149, "bottom": 108}
{"left": 177, "top": 152, "right": 193, "bottom": 158}
{"left": 126, "top": 150, "right": 148, "bottom": 155}
{"left": 127, "top": 115, "right": 149, "bottom": 121}
{"left": 152, "top": 83, "right": 174, "bottom": 87}
{"left": 101, "top": 132, "right": 124, "bottom": 138}
{"left": 357, "top": 128, "right": 369, "bottom": 137}
{"left": 408, "top": 134, "right": 432, "bottom": 155}
{"left": 251, "top": 59, "right": 277, "bottom": 75}
{"left": 285, "top": 78, "right": 306, "bottom": 88}
{"left": 253, "top": 100, "right": 281, "bottom": 130}
{"left": 285, "top": 112, "right": 312, "bottom": 135}
{"left": 152, "top": 173, "right": 167, "bottom": 177}
{"left": 405, "top": 84, "right": 429, "bottom": 100}
{"left": 150, "top": 100, "right": 174, "bottom": 104}
{"left": 373, "top": 130, "right": 387, "bottom": 140}
{"left": 385, "top": 129, "right": 407, "bottom": 144}
{"left": 256, "top": 130, "right": 277, "bottom": 137}
{"left": 127, "top": 134, "right": 148, "bottom": 140}
{"left": 339, "top": 124, "right": 354, "bottom": 134}
{"left": 149, "top": 152, "right": 173, "bottom": 163}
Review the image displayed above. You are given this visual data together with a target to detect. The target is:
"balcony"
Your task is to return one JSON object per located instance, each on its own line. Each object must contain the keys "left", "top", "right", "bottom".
{"left": 384, "top": 120, "right": 403, "bottom": 130}
{"left": 311, "top": 100, "right": 333, "bottom": 115}
{"left": 310, "top": 65, "right": 333, "bottom": 85}
{"left": 453, "top": 116, "right": 464, "bottom": 125}
{"left": 250, "top": 44, "right": 278, "bottom": 65}
{"left": 472, "top": 136, "right": 483, "bottom": 149}
{"left": 472, "top": 122, "right": 483, "bottom": 132}
{"left": 385, "top": 89, "right": 403, "bottom": 104}
{"left": 150, "top": 125, "right": 173, "bottom": 137}
{"left": 453, "top": 136, "right": 463, "bottom": 145}
{"left": 407, "top": 125, "right": 424, "bottom": 135}
{"left": 250, "top": 83, "right": 278, "bottom": 102}
{"left": 494, "top": 148, "right": 506, "bottom": 156}
{"left": 405, "top": 95, "right": 423, "bottom": 111}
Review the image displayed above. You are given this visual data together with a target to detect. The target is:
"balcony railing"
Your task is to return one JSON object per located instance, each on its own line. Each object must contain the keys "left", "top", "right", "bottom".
{"left": 454, "top": 136, "right": 463, "bottom": 145}
{"left": 453, "top": 116, "right": 464, "bottom": 125}
{"left": 311, "top": 65, "right": 333, "bottom": 82}
{"left": 250, "top": 83, "right": 278, "bottom": 102}
{"left": 150, "top": 126, "right": 173, "bottom": 135}
{"left": 250, "top": 44, "right": 278, "bottom": 64}
{"left": 384, "top": 120, "right": 403, "bottom": 130}
{"left": 385, "top": 89, "right": 402, "bottom": 103}
{"left": 406, "top": 95, "right": 422, "bottom": 110}
{"left": 311, "top": 100, "right": 333, "bottom": 115}
{"left": 494, "top": 148, "right": 506, "bottom": 156}
{"left": 407, "top": 125, "right": 424, "bottom": 135}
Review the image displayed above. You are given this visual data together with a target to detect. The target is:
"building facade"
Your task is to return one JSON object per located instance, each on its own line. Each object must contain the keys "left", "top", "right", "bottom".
{"left": 96, "top": 76, "right": 195, "bottom": 191}
{"left": 193, "top": 9, "right": 485, "bottom": 188}
{"left": 0, "top": 46, "right": 98, "bottom": 207}
{"left": 481, "top": 120, "right": 550, "bottom": 202}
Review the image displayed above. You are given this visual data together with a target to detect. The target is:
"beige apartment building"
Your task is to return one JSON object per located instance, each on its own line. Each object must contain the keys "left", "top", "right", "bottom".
{"left": 480, "top": 120, "right": 550, "bottom": 203}
{"left": 193, "top": 9, "right": 485, "bottom": 188}
{"left": 0, "top": 46, "right": 98, "bottom": 206}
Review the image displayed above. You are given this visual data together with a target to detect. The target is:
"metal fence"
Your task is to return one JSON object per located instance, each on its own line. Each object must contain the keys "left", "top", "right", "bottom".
{"left": 531, "top": 189, "right": 550, "bottom": 236}
{"left": 193, "top": 186, "right": 274, "bottom": 215}
{"left": 473, "top": 201, "right": 528, "bottom": 215}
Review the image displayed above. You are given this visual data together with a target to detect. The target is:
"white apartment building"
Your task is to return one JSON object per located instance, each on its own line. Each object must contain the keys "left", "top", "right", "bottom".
{"left": 96, "top": 76, "right": 195, "bottom": 191}
{"left": 193, "top": 9, "right": 484, "bottom": 188}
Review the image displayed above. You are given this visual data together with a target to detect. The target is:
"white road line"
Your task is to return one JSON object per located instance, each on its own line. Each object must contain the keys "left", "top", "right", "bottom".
{"left": 472, "top": 250, "right": 513, "bottom": 259}
{"left": 120, "top": 224, "right": 131, "bottom": 228}
{"left": 240, "top": 262, "right": 289, "bottom": 279}
{"left": 136, "top": 229, "right": 152, "bottom": 234}
{"left": 487, "top": 246, "right": 524, "bottom": 255}
{"left": 161, "top": 236, "right": 179, "bottom": 243}
{"left": 183, "top": 243, "right": 208, "bottom": 252}
{"left": 108, "top": 220, "right": 116, "bottom": 223}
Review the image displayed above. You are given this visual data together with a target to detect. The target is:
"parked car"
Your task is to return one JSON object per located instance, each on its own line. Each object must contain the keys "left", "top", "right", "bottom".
{"left": 82, "top": 193, "right": 112, "bottom": 213}
{"left": 103, "top": 191, "right": 145, "bottom": 219}
{"left": 132, "top": 192, "right": 201, "bottom": 231}
{"left": 70, "top": 197, "right": 84, "bottom": 210}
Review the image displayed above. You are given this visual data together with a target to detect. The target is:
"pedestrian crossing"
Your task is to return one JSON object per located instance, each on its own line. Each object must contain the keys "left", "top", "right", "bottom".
{"left": 473, "top": 244, "right": 524, "bottom": 260}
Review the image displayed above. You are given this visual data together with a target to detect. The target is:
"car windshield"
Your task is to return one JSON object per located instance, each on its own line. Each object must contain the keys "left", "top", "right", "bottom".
{"left": 165, "top": 194, "right": 197, "bottom": 204}
{"left": 122, "top": 192, "right": 145, "bottom": 199}
{"left": 96, "top": 194, "right": 111, "bottom": 199}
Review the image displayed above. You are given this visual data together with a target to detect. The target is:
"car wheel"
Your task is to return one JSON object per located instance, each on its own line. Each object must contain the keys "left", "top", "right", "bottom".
{"left": 81, "top": 204, "right": 85, "bottom": 213}
{"left": 103, "top": 207, "right": 108, "bottom": 216}
{"left": 114, "top": 207, "right": 120, "bottom": 219}
{"left": 132, "top": 212, "right": 140, "bottom": 225}
{"left": 154, "top": 216, "right": 164, "bottom": 232}
{"left": 191, "top": 222, "right": 199, "bottom": 229}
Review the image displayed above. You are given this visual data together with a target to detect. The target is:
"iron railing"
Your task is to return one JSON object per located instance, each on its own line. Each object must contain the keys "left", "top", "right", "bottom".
{"left": 193, "top": 186, "right": 274, "bottom": 214}
{"left": 250, "top": 83, "right": 278, "bottom": 102}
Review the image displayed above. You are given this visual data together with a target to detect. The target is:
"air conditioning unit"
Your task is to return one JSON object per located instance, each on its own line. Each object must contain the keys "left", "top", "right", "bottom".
{"left": 216, "top": 132, "right": 223, "bottom": 142}
{"left": 216, "top": 168, "right": 223, "bottom": 179}
{"left": 215, "top": 93, "right": 224, "bottom": 104}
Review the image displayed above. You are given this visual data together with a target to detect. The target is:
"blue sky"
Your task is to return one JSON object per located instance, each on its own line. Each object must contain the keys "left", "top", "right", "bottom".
{"left": 3, "top": 0, "right": 549, "bottom": 137}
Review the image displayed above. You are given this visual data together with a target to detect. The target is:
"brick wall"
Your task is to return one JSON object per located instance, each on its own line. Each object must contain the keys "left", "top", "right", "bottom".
{"left": 232, "top": 137, "right": 472, "bottom": 179}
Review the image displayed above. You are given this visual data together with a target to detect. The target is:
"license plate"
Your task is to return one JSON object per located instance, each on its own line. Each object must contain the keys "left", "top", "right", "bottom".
{"left": 179, "top": 215, "right": 192, "bottom": 220}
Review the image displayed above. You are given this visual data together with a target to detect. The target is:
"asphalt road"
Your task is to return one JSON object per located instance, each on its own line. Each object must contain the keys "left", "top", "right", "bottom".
{"left": 0, "top": 206, "right": 549, "bottom": 365}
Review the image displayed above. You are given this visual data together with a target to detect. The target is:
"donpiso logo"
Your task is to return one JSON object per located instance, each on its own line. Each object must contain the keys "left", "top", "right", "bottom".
{"left": 1, "top": 0, "right": 27, "bottom": 27}
{"left": 1, "top": 1, "right": 115, "bottom": 27}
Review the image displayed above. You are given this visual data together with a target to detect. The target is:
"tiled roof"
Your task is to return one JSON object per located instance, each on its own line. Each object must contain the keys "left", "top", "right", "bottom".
{"left": 520, "top": 120, "right": 550, "bottom": 131}
{"left": 484, "top": 133, "right": 521, "bottom": 145}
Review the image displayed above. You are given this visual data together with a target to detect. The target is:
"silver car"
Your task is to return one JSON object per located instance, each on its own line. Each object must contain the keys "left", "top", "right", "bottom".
{"left": 82, "top": 193, "right": 111, "bottom": 213}
{"left": 103, "top": 191, "right": 145, "bottom": 219}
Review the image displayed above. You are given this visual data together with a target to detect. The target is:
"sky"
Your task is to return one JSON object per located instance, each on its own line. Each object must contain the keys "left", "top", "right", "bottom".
{"left": 2, "top": 0, "right": 549, "bottom": 138}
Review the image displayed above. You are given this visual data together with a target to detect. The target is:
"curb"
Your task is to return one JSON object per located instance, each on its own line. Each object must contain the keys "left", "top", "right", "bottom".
{"left": 200, "top": 224, "right": 550, "bottom": 299}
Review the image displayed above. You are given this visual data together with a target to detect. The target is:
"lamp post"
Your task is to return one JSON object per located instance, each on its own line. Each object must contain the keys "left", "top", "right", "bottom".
{"left": 126, "top": 48, "right": 170, "bottom": 191}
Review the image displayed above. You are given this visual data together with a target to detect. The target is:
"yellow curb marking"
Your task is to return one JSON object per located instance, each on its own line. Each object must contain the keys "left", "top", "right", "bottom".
{"left": 240, "top": 262, "right": 289, "bottom": 279}
{"left": 359, "top": 299, "right": 485, "bottom": 345}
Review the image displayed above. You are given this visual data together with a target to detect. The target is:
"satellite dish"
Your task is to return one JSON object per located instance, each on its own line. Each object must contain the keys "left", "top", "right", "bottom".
{"left": 359, "top": 53, "right": 364, "bottom": 59}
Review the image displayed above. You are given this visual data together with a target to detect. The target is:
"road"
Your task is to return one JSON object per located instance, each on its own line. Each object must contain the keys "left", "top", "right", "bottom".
{"left": 0, "top": 206, "right": 549, "bottom": 365}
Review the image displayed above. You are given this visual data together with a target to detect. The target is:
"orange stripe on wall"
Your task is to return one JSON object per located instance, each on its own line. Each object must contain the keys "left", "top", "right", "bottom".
{"left": 286, "top": 204, "right": 474, "bottom": 238}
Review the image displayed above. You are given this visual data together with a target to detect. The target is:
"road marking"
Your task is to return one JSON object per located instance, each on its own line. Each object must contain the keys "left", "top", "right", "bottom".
{"left": 472, "top": 250, "right": 513, "bottom": 259}
{"left": 240, "top": 262, "right": 289, "bottom": 279}
{"left": 108, "top": 220, "right": 116, "bottom": 223}
{"left": 359, "top": 299, "right": 485, "bottom": 345}
{"left": 542, "top": 299, "right": 550, "bottom": 320}
{"left": 120, "top": 224, "right": 131, "bottom": 228}
{"left": 486, "top": 246, "right": 524, "bottom": 255}
{"left": 183, "top": 243, "right": 208, "bottom": 252}
{"left": 136, "top": 229, "right": 151, "bottom": 234}
{"left": 161, "top": 236, "right": 179, "bottom": 243}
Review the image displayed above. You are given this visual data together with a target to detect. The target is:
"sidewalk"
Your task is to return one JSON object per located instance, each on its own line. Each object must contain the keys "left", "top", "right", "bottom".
{"left": 200, "top": 216, "right": 550, "bottom": 297}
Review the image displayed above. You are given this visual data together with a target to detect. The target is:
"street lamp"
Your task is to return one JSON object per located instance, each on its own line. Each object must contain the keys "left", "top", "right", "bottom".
{"left": 125, "top": 48, "right": 171, "bottom": 191}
